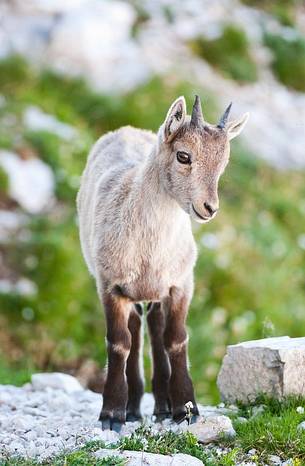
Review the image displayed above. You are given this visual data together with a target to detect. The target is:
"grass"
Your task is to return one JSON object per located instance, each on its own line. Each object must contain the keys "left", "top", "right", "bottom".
{"left": 225, "top": 396, "right": 305, "bottom": 464}
{"left": 0, "top": 357, "right": 32, "bottom": 386}
{"left": 190, "top": 24, "right": 258, "bottom": 83}
{"left": 264, "top": 32, "right": 305, "bottom": 92}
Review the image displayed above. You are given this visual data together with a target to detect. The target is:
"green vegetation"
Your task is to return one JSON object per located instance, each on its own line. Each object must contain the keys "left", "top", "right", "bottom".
{"left": 226, "top": 395, "right": 305, "bottom": 463}
{"left": 0, "top": 358, "right": 33, "bottom": 386}
{"left": 0, "top": 166, "right": 9, "bottom": 196}
{"left": 0, "top": 441, "right": 124, "bottom": 466}
{"left": 265, "top": 32, "right": 305, "bottom": 92}
{"left": 0, "top": 55, "right": 305, "bottom": 409}
{"left": 190, "top": 25, "right": 258, "bottom": 83}
{"left": 240, "top": 0, "right": 300, "bottom": 26}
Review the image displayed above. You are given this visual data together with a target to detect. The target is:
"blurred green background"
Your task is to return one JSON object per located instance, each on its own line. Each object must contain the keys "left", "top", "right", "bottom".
{"left": 1, "top": 0, "right": 305, "bottom": 404}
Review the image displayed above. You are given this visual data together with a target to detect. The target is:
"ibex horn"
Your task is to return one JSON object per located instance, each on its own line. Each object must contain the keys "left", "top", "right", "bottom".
{"left": 217, "top": 102, "right": 232, "bottom": 129}
{"left": 190, "top": 95, "right": 204, "bottom": 127}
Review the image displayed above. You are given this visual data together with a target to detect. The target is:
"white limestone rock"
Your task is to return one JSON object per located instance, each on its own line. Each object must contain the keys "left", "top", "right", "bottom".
{"left": 95, "top": 448, "right": 203, "bottom": 465}
{"left": 181, "top": 415, "right": 235, "bottom": 444}
{"left": 31, "top": 373, "right": 84, "bottom": 393}
{"left": 0, "top": 150, "right": 55, "bottom": 214}
{"left": 24, "top": 106, "right": 77, "bottom": 140}
{"left": 217, "top": 336, "right": 305, "bottom": 403}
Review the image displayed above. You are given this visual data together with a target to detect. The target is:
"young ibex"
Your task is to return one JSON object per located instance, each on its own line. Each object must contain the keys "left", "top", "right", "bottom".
{"left": 77, "top": 95, "right": 248, "bottom": 431}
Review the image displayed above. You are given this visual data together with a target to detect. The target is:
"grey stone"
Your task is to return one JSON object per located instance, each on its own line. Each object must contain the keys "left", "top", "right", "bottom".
{"left": 181, "top": 415, "right": 235, "bottom": 444}
{"left": 31, "top": 373, "right": 83, "bottom": 393}
{"left": 297, "top": 421, "right": 305, "bottom": 431}
{"left": 268, "top": 454, "right": 282, "bottom": 464}
{"left": 95, "top": 448, "right": 203, "bottom": 465}
{"left": 217, "top": 336, "right": 305, "bottom": 403}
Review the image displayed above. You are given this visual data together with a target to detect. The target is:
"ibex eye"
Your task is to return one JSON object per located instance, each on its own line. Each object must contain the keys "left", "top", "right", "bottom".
{"left": 176, "top": 151, "right": 191, "bottom": 164}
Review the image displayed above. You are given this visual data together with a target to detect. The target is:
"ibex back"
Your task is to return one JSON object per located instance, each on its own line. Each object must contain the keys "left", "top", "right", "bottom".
{"left": 77, "top": 95, "right": 249, "bottom": 431}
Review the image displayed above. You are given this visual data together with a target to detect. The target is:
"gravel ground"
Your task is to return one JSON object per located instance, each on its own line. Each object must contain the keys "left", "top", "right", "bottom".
{"left": 0, "top": 374, "right": 297, "bottom": 465}
{"left": 0, "top": 373, "right": 234, "bottom": 461}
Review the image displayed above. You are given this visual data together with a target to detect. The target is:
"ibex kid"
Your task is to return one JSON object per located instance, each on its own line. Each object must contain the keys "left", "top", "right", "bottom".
{"left": 77, "top": 95, "right": 249, "bottom": 431}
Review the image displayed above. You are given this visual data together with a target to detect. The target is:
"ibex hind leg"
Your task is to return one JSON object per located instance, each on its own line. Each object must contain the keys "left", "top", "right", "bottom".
{"left": 126, "top": 303, "right": 144, "bottom": 422}
{"left": 147, "top": 302, "right": 172, "bottom": 421}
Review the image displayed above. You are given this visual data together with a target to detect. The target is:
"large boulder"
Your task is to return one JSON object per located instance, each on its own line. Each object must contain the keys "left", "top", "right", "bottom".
{"left": 217, "top": 336, "right": 305, "bottom": 403}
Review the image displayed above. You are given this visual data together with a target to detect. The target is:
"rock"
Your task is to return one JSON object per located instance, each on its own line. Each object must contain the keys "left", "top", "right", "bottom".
{"left": 47, "top": 1, "right": 149, "bottom": 93}
{"left": 31, "top": 373, "right": 83, "bottom": 393}
{"left": 251, "top": 405, "right": 265, "bottom": 418}
{"left": 217, "top": 336, "right": 305, "bottom": 403}
{"left": 0, "top": 150, "right": 55, "bottom": 214}
{"left": 23, "top": 106, "right": 77, "bottom": 140}
{"left": 268, "top": 455, "right": 282, "bottom": 464}
{"left": 237, "top": 417, "right": 248, "bottom": 424}
{"left": 297, "top": 421, "right": 305, "bottom": 431}
{"left": 95, "top": 448, "right": 203, "bottom": 465}
{"left": 181, "top": 415, "right": 235, "bottom": 444}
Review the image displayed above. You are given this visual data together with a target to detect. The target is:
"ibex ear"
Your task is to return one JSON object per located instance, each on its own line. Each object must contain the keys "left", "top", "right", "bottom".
{"left": 163, "top": 96, "right": 186, "bottom": 143}
{"left": 227, "top": 113, "right": 249, "bottom": 141}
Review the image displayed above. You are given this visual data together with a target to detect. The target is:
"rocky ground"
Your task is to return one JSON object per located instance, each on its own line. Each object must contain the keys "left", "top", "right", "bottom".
{"left": 0, "top": 372, "right": 236, "bottom": 462}
{"left": 1, "top": 372, "right": 303, "bottom": 465}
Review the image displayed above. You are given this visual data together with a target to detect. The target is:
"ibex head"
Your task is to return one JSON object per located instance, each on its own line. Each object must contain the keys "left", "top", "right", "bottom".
{"left": 158, "top": 95, "right": 249, "bottom": 223}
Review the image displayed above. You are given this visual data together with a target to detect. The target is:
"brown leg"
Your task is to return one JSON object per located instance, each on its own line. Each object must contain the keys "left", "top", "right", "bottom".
{"left": 147, "top": 302, "right": 171, "bottom": 420}
{"left": 99, "top": 291, "right": 132, "bottom": 431}
{"left": 163, "top": 287, "right": 199, "bottom": 423}
{"left": 126, "top": 303, "right": 144, "bottom": 421}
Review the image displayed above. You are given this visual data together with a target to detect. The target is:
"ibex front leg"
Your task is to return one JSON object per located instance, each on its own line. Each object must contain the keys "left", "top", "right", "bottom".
{"left": 99, "top": 291, "right": 132, "bottom": 432}
{"left": 164, "top": 286, "right": 199, "bottom": 423}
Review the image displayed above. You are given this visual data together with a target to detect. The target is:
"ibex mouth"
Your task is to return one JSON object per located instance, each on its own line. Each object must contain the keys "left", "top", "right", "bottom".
{"left": 191, "top": 205, "right": 210, "bottom": 222}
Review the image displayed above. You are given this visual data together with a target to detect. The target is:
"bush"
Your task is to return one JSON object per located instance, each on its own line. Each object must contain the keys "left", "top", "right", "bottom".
{"left": 265, "top": 32, "right": 305, "bottom": 92}
{"left": 190, "top": 25, "right": 258, "bottom": 83}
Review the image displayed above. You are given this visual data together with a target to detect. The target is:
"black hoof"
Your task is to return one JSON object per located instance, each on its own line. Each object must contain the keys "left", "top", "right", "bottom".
{"left": 126, "top": 412, "right": 142, "bottom": 422}
{"left": 111, "top": 419, "right": 124, "bottom": 433}
{"left": 100, "top": 415, "right": 124, "bottom": 432}
{"left": 154, "top": 411, "right": 172, "bottom": 422}
{"left": 190, "top": 414, "right": 199, "bottom": 424}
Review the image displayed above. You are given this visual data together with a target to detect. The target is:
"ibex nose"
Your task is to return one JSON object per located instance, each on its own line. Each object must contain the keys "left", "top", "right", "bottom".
{"left": 204, "top": 201, "right": 218, "bottom": 217}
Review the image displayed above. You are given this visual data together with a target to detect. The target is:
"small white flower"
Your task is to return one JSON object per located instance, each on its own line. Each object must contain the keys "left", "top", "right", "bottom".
{"left": 185, "top": 401, "right": 194, "bottom": 410}
{"left": 296, "top": 406, "right": 304, "bottom": 414}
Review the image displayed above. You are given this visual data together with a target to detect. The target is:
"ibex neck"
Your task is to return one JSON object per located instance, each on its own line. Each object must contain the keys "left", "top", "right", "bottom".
{"left": 133, "top": 148, "right": 182, "bottom": 220}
